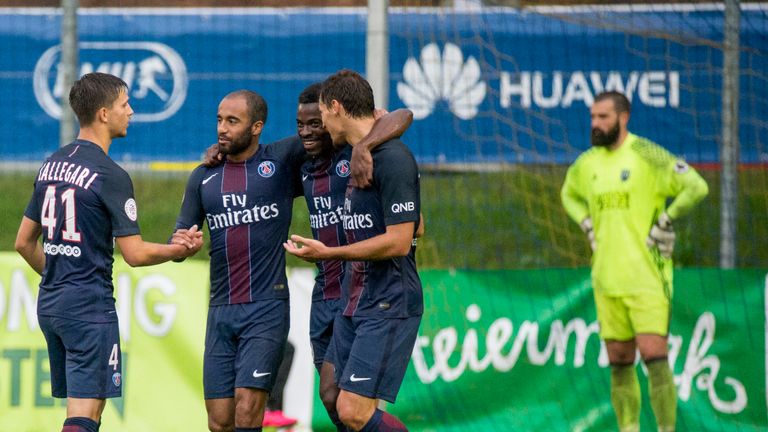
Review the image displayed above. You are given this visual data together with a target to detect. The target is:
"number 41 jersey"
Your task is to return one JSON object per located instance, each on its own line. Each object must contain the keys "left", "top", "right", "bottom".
{"left": 24, "top": 139, "right": 141, "bottom": 323}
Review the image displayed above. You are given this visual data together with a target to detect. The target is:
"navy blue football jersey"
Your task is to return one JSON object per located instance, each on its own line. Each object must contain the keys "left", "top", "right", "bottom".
{"left": 175, "top": 137, "right": 304, "bottom": 305}
{"left": 301, "top": 146, "right": 352, "bottom": 302}
{"left": 341, "top": 139, "right": 422, "bottom": 318}
{"left": 24, "top": 140, "right": 141, "bottom": 323}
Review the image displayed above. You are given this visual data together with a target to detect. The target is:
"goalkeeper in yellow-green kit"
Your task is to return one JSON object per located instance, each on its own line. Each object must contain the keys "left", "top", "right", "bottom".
{"left": 561, "top": 91, "right": 708, "bottom": 432}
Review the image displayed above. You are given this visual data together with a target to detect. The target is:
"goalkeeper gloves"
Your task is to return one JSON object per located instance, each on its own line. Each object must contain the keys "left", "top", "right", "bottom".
{"left": 580, "top": 217, "right": 597, "bottom": 252}
{"left": 646, "top": 212, "right": 675, "bottom": 258}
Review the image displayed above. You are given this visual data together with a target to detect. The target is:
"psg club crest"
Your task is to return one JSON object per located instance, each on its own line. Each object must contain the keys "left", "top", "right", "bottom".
{"left": 336, "top": 160, "right": 351, "bottom": 177}
{"left": 112, "top": 372, "right": 122, "bottom": 387}
{"left": 258, "top": 161, "right": 276, "bottom": 178}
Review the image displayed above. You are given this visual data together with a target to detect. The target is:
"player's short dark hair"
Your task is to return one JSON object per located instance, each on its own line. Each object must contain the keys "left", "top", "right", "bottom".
{"left": 69, "top": 72, "right": 128, "bottom": 126}
{"left": 319, "top": 69, "right": 375, "bottom": 119}
{"left": 226, "top": 89, "right": 268, "bottom": 124}
{"left": 298, "top": 83, "right": 322, "bottom": 105}
{"left": 595, "top": 91, "right": 631, "bottom": 114}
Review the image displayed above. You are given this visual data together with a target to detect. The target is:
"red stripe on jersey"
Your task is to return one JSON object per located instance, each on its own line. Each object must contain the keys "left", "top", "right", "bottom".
{"left": 344, "top": 261, "right": 366, "bottom": 315}
{"left": 318, "top": 225, "right": 343, "bottom": 299}
{"left": 319, "top": 259, "right": 343, "bottom": 299}
{"left": 222, "top": 162, "right": 246, "bottom": 192}
{"left": 226, "top": 224, "right": 251, "bottom": 303}
{"left": 312, "top": 160, "right": 331, "bottom": 196}
{"left": 223, "top": 162, "right": 251, "bottom": 303}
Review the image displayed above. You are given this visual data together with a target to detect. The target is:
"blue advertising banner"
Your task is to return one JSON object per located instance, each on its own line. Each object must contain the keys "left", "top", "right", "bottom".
{"left": 0, "top": 6, "right": 765, "bottom": 164}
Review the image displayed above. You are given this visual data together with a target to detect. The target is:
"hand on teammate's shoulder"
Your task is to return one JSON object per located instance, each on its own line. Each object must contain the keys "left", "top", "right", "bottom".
{"left": 202, "top": 144, "right": 223, "bottom": 167}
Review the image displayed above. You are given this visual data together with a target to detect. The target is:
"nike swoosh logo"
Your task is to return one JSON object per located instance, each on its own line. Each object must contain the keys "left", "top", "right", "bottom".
{"left": 302, "top": 174, "right": 309, "bottom": 181}
{"left": 252, "top": 370, "right": 271, "bottom": 378}
{"left": 349, "top": 374, "right": 371, "bottom": 382}
{"left": 202, "top": 173, "right": 219, "bottom": 185}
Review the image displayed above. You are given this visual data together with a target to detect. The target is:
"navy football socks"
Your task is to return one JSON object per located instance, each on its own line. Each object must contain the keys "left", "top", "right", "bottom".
{"left": 360, "top": 409, "right": 408, "bottom": 432}
{"left": 61, "top": 417, "right": 99, "bottom": 432}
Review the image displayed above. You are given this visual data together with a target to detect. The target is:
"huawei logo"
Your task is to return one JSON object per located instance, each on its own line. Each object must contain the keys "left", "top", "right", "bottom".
{"left": 397, "top": 43, "right": 486, "bottom": 120}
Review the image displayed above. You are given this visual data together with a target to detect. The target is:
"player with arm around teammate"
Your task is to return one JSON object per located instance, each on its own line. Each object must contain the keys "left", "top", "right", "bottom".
{"left": 14, "top": 72, "right": 203, "bottom": 432}
{"left": 286, "top": 70, "right": 422, "bottom": 432}
{"left": 296, "top": 82, "right": 414, "bottom": 431}
{"left": 560, "top": 91, "right": 708, "bottom": 432}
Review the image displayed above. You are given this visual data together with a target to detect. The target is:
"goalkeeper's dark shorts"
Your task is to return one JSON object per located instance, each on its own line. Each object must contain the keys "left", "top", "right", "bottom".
{"left": 328, "top": 314, "right": 421, "bottom": 403}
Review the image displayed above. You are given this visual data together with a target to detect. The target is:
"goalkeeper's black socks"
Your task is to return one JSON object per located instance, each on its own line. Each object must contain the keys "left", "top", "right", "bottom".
{"left": 62, "top": 417, "right": 99, "bottom": 432}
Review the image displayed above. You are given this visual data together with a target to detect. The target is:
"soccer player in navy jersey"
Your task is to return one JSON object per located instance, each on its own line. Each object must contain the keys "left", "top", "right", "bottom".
{"left": 296, "top": 82, "right": 413, "bottom": 432}
{"left": 285, "top": 69, "right": 422, "bottom": 432}
{"left": 175, "top": 90, "right": 303, "bottom": 432}
{"left": 14, "top": 72, "right": 204, "bottom": 432}
{"left": 297, "top": 82, "right": 351, "bottom": 431}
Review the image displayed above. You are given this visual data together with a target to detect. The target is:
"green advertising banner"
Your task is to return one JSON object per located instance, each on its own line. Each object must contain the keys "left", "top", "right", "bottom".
{"left": 1, "top": 253, "right": 765, "bottom": 431}
{"left": 341, "top": 269, "right": 765, "bottom": 432}
{"left": 0, "top": 254, "right": 210, "bottom": 431}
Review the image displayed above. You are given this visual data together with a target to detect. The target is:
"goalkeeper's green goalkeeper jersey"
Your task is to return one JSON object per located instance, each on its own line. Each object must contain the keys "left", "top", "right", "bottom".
{"left": 561, "top": 133, "right": 708, "bottom": 296}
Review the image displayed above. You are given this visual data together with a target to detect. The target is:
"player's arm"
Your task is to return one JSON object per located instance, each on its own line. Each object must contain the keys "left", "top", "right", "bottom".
{"left": 561, "top": 160, "right": 597, "bottom": 250}
{"left": 645, "top": 158, "right": 708, "bottom": 259}
{"left": 415, "top": 213, "right": 425, "bottom": 238}
{"left": 560, "top": 161, "right": 590, "bottom": 224}
{"left": 100, "top": 168, "right": 204, "bottom": 266}
{"left": 663, "top": 161, "right": 709, "bottom": 220}
{"left": 352, "top": 108, "right": 414, "bottom": 187}
{"left": 288, "top": 144, "right": 420, "bottom": 261}
{"left": 116, "top": 226, "right": 202, "bottom": 267}
{"left": 15, "top": 216, "right": 45, "bottom": 275}
{"left": 286, "top": 222, "right": 415, "bottom": 262}
{"left": 171, "top": 168, "right": 209, "bottom": 261}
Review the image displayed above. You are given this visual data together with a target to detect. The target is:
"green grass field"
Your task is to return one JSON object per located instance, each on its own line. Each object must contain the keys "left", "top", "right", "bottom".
{"left": 1, "top": 167, "right": 765, "bottom": 268}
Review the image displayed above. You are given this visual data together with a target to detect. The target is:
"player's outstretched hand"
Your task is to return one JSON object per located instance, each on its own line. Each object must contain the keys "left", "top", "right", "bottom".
{"left": 350, "top": 144, "right": 374, "bottom": 188}
{"left": 283, "top": 234, "right": 327, "bottom": 263}
{"left": 202, "top": 143, "right": 223, "bottom": 167}
{"left": 646, "top": 212, "right": 675, "bottom": 258}
{"left": 173, "top": 225, "right": 204, "bottom": 257}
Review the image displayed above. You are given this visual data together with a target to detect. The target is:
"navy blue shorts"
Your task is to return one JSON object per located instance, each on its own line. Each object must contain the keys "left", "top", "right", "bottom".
{"left": 328, "top": 315, "right": 421, "bottom": 403}
{"left": 309, "top": 298, "right": 343, "bottom": 371}
{"left": 38, "top": 315, "right": 122, "bottom": 399}
{"left": 203, "top": 299, "right": 289, "bottom": 399}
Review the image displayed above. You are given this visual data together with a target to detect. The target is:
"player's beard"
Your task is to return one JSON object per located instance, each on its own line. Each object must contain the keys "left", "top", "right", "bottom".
{"left": 219, "top": 130, "right": 252, "bottom": 156}
{"left": 591, "top": 121, "right": 620, "bottom": 147}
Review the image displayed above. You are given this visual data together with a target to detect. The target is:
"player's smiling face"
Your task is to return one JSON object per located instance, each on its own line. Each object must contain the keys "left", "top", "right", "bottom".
{"left": 297, "top": 102, "right": 332, "bottom": 158}
{"left": 107, "top": 89, "right": 133, "bottom": 138}
{"left": 217, "top": 95, "right": 260, "bottom": 159}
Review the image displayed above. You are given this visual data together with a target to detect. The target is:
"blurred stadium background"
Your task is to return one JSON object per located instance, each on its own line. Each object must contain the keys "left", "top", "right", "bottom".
{"left": 0, "top": 1, "right": 766, "bottom": 431}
